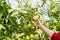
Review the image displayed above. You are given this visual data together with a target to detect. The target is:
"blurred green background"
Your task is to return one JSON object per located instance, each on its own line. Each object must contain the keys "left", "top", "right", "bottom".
{"left": 0, "top": 0, "right": 60, "bottom": 40}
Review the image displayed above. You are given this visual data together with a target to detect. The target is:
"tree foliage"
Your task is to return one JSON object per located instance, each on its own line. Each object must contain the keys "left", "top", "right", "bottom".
{"left": 0, "top": 0, "right": 60, "bottom": 40}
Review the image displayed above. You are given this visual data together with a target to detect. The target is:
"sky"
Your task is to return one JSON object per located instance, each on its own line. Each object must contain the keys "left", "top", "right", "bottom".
{"left": 9, "top": 0, "right": 19, "bottom": 9}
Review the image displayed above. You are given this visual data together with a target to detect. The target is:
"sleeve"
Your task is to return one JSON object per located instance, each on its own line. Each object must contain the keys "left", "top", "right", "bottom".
{"left": 51, "top": 32, "right": 60, "bottom": 40}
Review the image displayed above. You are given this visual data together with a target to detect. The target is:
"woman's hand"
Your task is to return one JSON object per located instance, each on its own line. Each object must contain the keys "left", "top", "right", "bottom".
{"left": 34, "top": 20, "right": 42, "bottom": 28}
{"left": 33, "top": 16, "right": 40, "bottom": 27}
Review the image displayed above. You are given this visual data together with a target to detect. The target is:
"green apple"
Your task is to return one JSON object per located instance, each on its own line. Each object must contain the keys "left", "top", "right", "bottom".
{"left": 30, "top": 34, "right": 34, "bottom": 38}
{"left": 18, "top": 10, "right": 24, "bottom": 13}
{"left": 26, "top": 36, "right": 30, "bottom": 40}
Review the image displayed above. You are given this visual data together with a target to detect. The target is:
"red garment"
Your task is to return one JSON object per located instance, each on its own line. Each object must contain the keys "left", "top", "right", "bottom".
{"left": 51, "top": 32, "right": 60, "bottom": 40}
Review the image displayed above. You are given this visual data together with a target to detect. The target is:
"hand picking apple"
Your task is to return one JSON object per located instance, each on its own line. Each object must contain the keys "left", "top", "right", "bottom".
{"left": 33, "top": 15, "right": 39, "bottom": 21}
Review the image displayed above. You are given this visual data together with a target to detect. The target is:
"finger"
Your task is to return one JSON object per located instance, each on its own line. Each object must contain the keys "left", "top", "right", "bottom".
{"left": 34, "top": 20, "right": 40, "bottom": 25}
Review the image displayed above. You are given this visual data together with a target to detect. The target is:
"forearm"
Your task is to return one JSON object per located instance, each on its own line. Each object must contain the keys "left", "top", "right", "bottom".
{"left": 38, "top": 22, "right": 54, "bottom": 37}
{"left": 34, "top": 20, "right": 54, "bottom": 37}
